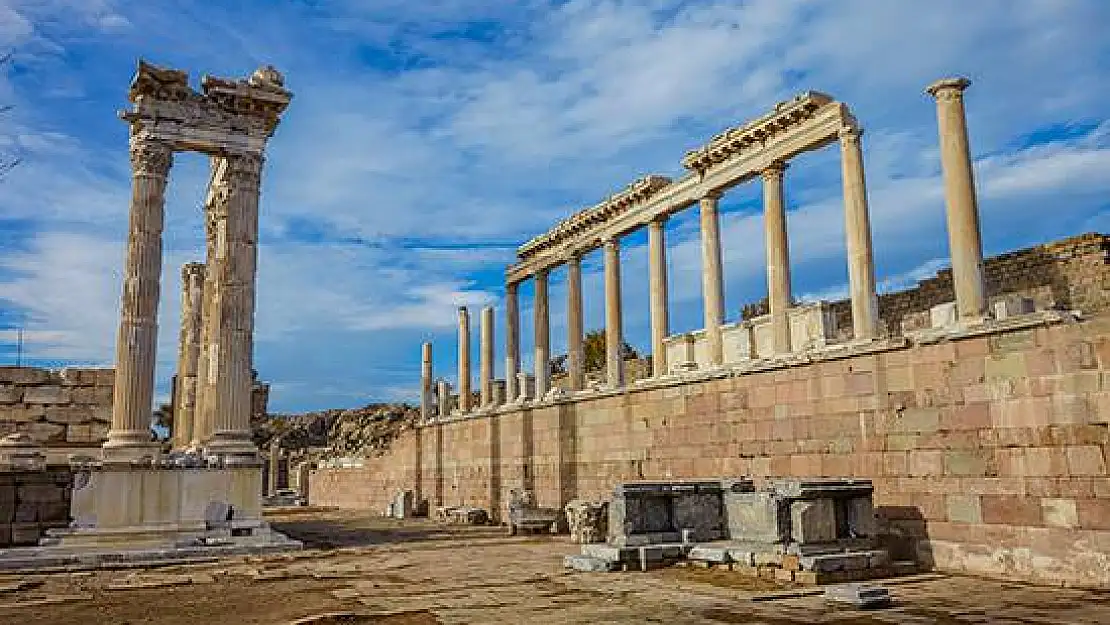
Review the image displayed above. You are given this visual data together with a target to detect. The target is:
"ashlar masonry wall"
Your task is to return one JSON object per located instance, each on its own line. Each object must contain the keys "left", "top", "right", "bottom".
{"left": 312, "top": 315, "right": 1110, "bottom": 588}
{"left": 0, "top": 367, "right": 115, "bottom": 454}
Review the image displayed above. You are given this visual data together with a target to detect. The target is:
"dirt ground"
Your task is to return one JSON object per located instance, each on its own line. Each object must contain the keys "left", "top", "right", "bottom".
{"left": 0, "top": 507, "right": 1107, "bottom": 625}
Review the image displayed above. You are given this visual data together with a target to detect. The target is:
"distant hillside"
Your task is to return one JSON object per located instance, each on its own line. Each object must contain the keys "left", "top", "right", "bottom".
{"left": 252, "top": 402, "right": 418, "bottom": 458}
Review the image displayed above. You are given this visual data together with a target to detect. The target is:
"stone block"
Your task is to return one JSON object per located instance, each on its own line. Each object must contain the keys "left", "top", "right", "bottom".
{"left": 687, "top": 545, "right": 730, "bottom": 563}
{"left": 790, "top": 500, "right": 837, "bottom": 544}
{"left": 43, "top": 406, "right": 91, "bottom": 425}
{"left": 846, "top": 497, "right": 876, "bottom": 538}
{"left": 753, "top": 551, "right": 784, "bottom": 567}
{"left": 886, "top": 408, "right": 940, "bottom": 434}
{"left": 563, "top": 555, "right": 616, "bottom": 572}
{"left": 580, "top": 543, "right": 636, "bottom": 563}
{"left": 984, "top": 353, "right": 1027, "bottom": 381}
{"left": 1041, "top": 498, "right": 1078, "bottom": 528}
{"left": 800, "top": 553, "right": 871, "bottom": 572}
{"left": 21, "top": 386, "right": 69, "bottom": 405}
{"left": 0, "top": 385, "right": 20, "bottom": 404}
{"left": 727, "top": 548, "right": 755, "bottom": 566}
{"left": 17, "top": 483, "right": 64, "bottom": 505}
{"left": 65, "top": 424, "right": 94, "bottom": 444}
{"left": 94, "top": 369, "right": 115, "bottom": 387}
{"left": 992, "top": 296, "right": 1035, "bottom": 320}
{"left": 25, "top": 422, "right": 65, "bottom": 444}
{"left": 724, "top": 491, "right": 785, "bottom": 544}
{"left": 824, "top": 583, "right": 892, "bottom": 608}
{"left": 9, "top": 522, "right": 41, "bottom": 545}
{"left": 0, "top": 367, "right": 50, "bottom": 385}
{"left": 1066, "top": 446, "right": 1107, "bottom": 475}
{"left": 774, "top": 568, "right": 795, "bottom": 583}
{"left": 981, "top": 495, "right": 1042, "bottom": 526}
{"left": 946, "top": 495, "right": 982, "bottom": 524}
{"left": 944, "top": 450, "right": 988, "bottom": 476}
{"left": 929, "top": 302, "right": 957, "bottom": 328}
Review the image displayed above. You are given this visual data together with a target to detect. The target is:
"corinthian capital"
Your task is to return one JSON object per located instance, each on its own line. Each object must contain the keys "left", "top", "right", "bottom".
{"left": 761, "top": 160, "right": 788, "bottom": 181}
{"left": 129, "top": 139, "right": 173, "bottom": 177}
{"left": 838, "top": 125, "right": 864, "bottom": 144}
{"left": 926, "top": 77, "right": 971, "bottom": 102}
{"left": 226, "top": 152, "right": 264, "bottom": 181}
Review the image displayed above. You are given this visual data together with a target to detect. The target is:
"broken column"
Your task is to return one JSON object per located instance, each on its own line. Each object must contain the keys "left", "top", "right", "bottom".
{"left": 927, "top": 77, "right": 987, "bottom": 322}
{"left": 480, "top": 305, "right": 494, "bottom": 407}
{"left": 102, "top": 136, "right": 173, "bottom": 460}
{"left": 436, "top": 379, "right": 453, "bottom": 417}
{"left": 420, "top": 342, "right": 433, "bottom": 420}
{"left": 457, "top": 306, "right": 471, "bottom": 413}
{"left": 172, "top": 262, "right": 205, "bottom": 449}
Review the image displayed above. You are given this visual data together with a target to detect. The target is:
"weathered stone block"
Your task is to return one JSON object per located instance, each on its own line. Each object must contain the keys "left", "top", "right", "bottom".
{"left": 944, "top": 450, "right": 989, "bottom": 476}
{"left": 790, "top": 499, "right": 837, "bottom": 544}
{"left": 25, "top": 422, "right": 65, "bottom": 444}
{"left": 724, "top": 491, "right": 784, "bottom": 544}
{"left": 21, "top": 386, "right": 69, "bottom": 405}
{"left": 43, "top": 406, "right": 91, "bottom": 425}
{"left": 0, "top": 385, "right": 20, "bottom": 404}
{"left": 0, "top": 367, "right": 50, "bottom": 385}
{"left": 564, "top": 554, "right": 616, "bottom": 572}
{"left": 946, "top": 495, "right": 982, "bottom": 524}
{"left": 17, "top": 483, "right": 64, "bottom": 505}
{"left": 1041, "top": 498, "right": 1078, "bottom": 528}
{"left": 929, "top": 302, "right": 957, "bottom": 328}
{"left": 981, "top": 495, "right": 1042, "bottom": 526}
{"left": 846, "top": 497, "right": 876, "bottom": 538}
{"left": 1065, "top": 446, "right": 1107, "bottom": 475}
{"left": 9, "top": 522, "right": 42, "bottom": 545}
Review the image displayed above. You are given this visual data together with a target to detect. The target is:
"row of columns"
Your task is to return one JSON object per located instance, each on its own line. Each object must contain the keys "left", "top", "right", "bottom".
{"left": 423, "top": 76, "right": 986, "bottom": 415}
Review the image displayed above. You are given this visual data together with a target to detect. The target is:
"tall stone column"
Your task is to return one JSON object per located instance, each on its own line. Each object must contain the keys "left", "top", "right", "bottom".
{"left": 603, "top": 237, "right": 624, "bottom": 387}
{"left": 201, "top": 152, "right": 264, "bottom": 463}
{"left": 192, "top": 158, "right": 223, "bottom": 448}
{"left": 457, "top": 306, "right": 472, "bottom": 412}
{"left": 172, "top": 262, "right": 205, "bottom": 449}
{"left": 420, "top": 342, "right": 433, "bottom": 420}
{"left": 839, "top": 127, "right": 880, "bottom": 340}
{"left": 763, "top": 161, "right": 793, "bottom": 355}
{"left": 533, "top": 269, "right": 550, "bottom": 399}
{"left": 103, "top": 137, "right": 173, "bottom": 459}
{"left": 504, "top": 282, "right": 520, "bottom": 402}
{"left": 480, "top": 306, "right": 494, "bottom": 407}
{"left": 566, "top": 255, "right": 584, "bottom": 391}
{"left": 648, "top": 218, "right": 669, "bottom": 377}
{"left": 267, "top": 440, "right": 280, "bottom": 496}
{"left": 927, "top": 77, "right": 987, "bottom": 322}
{"left": 700, "top": 192, "right": 725, "bottom": 366}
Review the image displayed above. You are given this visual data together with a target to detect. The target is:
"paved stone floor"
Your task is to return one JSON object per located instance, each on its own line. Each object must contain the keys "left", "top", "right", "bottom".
{"left": 0, "top": 508, "right": 1107, "bottom": 624}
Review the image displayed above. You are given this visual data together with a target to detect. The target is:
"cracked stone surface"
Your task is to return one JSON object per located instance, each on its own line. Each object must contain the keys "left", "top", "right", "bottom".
{"left": 0, "top": 508, "right": 1106, "bottom": 624}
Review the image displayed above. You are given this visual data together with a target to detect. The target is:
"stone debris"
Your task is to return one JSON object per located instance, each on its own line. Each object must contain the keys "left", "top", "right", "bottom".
{"left": 106, "top": 573, "right": 196, "bottom": 590}
{"left": 824, "top": 583, "right": 892, "bottom": 608}
{"left": 506, "top": 490, "right": 562, "bottom": 535}
{"left": 0, "top": 593, "right": 92, "bottom": 609}
{"left": 564, "top": 499, "right": 608, "bottom": 544}
{"left": 435, "top": 506, "right": 489, "bottom": 525}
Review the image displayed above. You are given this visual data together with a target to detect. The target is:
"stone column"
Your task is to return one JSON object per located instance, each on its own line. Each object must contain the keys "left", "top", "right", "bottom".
{"left": 103, "top": 137, "right": 173, "bottom": 459}
{"left": 648, "top": 218, "right": 669, "bottom": 377}
{"left": 457, "top": 306, "right": 471, "bottom": 413}
{"left": 533, "top": 269, "right": 550, "bottom": 399}
{"left": 927, "top": 77, "right": 987, "bottom": 322}
{"left": 504, "top": 282, "right": 520, "bottom": 403}
{"left": 420, "top": 342, "right": 433, "bottom": 420}
{"left": 603, "top": 237, "right": 624, "bottom": 387}
{"left": 566, "top": 254, "right": 585, "bottom": 391}
{"left": 172, "top": 262, "right": 205, "bottom": 449}
{"left": 267, "top": 440, "right": 280, "bottom": 496}
{"left": 192, "top": 158, "right": 222, "bottom": 448}
{"left": 839, "top": 126, "right": 880, "bottom": 340}
{"left": 201, "top": 152, "right": 264, "bottom": 463}
{"left": 763, "top": 161, "right": 793, "bottom": 355}
{"left": 480, "top": 306, "right": 494, "bottom": 407}
{"left": 436, "top": 379, "right": 452, "bottom": 416}
{"left": 700, "top": 192, "right": 725, "bottom": 366}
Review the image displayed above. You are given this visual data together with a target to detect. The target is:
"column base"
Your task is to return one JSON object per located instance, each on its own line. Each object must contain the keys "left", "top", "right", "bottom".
{"left": 203, "top": 431, "right": 261, "bottom": 467}
{"left": 102, "top": 430, "right": 162, "bottom": 463}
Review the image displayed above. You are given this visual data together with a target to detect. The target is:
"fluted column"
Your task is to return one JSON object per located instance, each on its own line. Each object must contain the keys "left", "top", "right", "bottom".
{"left": 202, "top": 152, "right": 264, "bottom": 462}
{"left": 533, "top": 269, "right": 550, "bottom": 399}
{"left": 700, "top": 192, "right": 725, "bottom": 366}
{"left": 420, "top": 342, "right": 433, "bottom": 420}
{"left": 604, "top": 237, "right": 624, "bottom": 387}
{"left": 457, "top": 306, "right": 472, "bottom": 412}
{"left": 480, "top": 306, "right": 494, "bottom": 407}
{"left": 104, "top": 137, "right": 173, "bottom": 459}
{"left": 172, "top": 262, "right": 206, "bottom": 449}
{"left": 839, "top": 126, "right": 880, "bottom": 340}
{"left": 504, "top": 283, "right": 520, "bottom": 402}
{"left": 763, "top": 161, "right": 792, "bottom": 355}
{"left": 566, "top": 255, "right": 584, "bottom": 391}
{"left": 192, "top": 158, "right": 222, "bottom": 448}
{"left": 927, "top": 77, "right": 987, "bottom": 322}
{"left": 648, "top": 218, "right": 669, "bottom": 377}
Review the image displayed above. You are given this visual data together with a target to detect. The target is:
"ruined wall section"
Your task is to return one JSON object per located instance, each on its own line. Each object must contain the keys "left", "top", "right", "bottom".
{"left": 312, "top": 315, "right": 1110, "bottom": 588}
{"left": 0, "top": 367, "right": 114, "bottom": 452}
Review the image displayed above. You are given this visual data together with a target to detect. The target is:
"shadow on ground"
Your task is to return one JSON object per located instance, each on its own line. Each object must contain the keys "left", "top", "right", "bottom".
{"left": 266, "top": 507, "right": 511, "bottom": 550}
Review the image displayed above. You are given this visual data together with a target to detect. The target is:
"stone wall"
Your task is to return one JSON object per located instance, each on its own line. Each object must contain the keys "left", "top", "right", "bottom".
{"left": 0, "top": 367, "right": 114, "bottom": 454}
{"left": 0, "top": 469, "right": 72, "bottom": 547}
{"left": 825, "top": 233, "right": 1109, "bottom": 335}
{"left": 311, "top": 315, "right": 1110, "bottom": 588}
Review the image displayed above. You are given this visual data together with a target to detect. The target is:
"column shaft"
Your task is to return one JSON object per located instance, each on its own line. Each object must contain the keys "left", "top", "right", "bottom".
{"left": 700, "top": 193, "right": 725, "bottom": 366}
{"left": 566, "top": 256, "right": 584, "bottom": 391}
{"left": 192, "top": 158, "right": 222, "bottom": 447}
{"left": 457, "top": 307, "right": 471, "bottom": 412}
{"left": 104, "top": 138, "right": 172, "bottom": 458}
{"left": 839, "top": 127, "right": 880, "bottom": 340}
{"left": 763, "top": 162, "right": 793, "bottom": 355}
{"left": 648, "top": 219, "right": 669, "bottom": 377}
{"left": 480, "top": 306, "right": 494, "bottom": 406}
{"left": 927, "top": 77, "right": 986, "bottom": 321}
{"left": 201, "top": 153, "right": 264, "bottom": 461}
{"left": 420, "top": 342, "right": 433, "bottom": 420}
{"left": 604, "top": 238, "right": 624, "bottom": 387}
{"left": 533, "top": 270, "right": 550, "bottom": 399}
{"left": 172, "top": 262, "right": 206, "bottom": 449}
{"left": 504, "top": 283, "right": 520, "bottom": 402}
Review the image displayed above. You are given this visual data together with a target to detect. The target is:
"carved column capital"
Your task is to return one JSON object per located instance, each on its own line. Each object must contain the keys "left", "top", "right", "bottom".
{"left": 838, "top": 125, "right": 864, "bottom": 144}
{"left": 225, "top": 152, "right": 264, "bottom": 181}
{"left": 761, "top": 160, "right": 789, "bottom": 181}
{"left": 701, "top": 189, "right": 723, "bottom": 202}
{"left": 926, "top": 77, "right": 971, "bottom": 101}
{"left": 129, "top": 139, "right": 173, "bottom": 178}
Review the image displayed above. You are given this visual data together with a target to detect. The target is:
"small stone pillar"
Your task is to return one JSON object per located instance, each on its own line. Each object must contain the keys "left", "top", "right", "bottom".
{"left": 420, "top": 342, "right": 433, "bottom": 420}
{"left": 603, "top": 237, "right": 624, "bottom": 387}
{"left": 436, "top": 379, "right": 453, "bottom": 417}
{"left": 648, "top": 218, "right": 669, "bottom": 377}
{"left": 457, "top": 306, "right": 471, "bottom": 413}
{"left": 700, "top": 192, "right": 725, "bottom": 366}
{"left": 103, "top": 138, "right": 173, "bottom": 460}
{"left": 480, "top": 306, "right": 494, "bottom": 407}
{"left": 504, "top": 282, "right": 520, "bottom": 405}
{"left": 762, "top": 161, "right": 793, "bottom": 355}
{"left": 533, "top": 269, "right": 551, "bottom": 398}
{"left": 566, "top": 255, "right": 585, "bottom": 391}
{"left": 927, "top": 77, "right": 987, "bottom": 322}
{"left": 267, "top": 440, "right": 280, "bottom": 496}
{"left": 172, "top": 262, "right": 206, "bottom": 449}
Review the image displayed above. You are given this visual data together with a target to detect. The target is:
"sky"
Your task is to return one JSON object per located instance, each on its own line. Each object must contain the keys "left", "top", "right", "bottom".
{"left": 0, "top": 0, "right": 1107, "bottom": 414}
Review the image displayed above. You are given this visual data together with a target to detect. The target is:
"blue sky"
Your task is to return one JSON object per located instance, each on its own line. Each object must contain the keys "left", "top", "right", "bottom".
{"left": 0, "top": 1, "right": 1107, "bottom": 413}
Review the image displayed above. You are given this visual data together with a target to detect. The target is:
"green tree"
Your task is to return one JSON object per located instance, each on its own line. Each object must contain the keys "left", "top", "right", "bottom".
{"left": 552, "top": 329, "right": 640, "bottom": 374}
